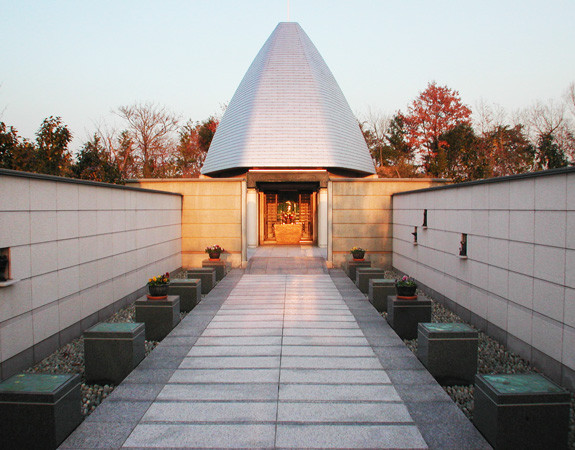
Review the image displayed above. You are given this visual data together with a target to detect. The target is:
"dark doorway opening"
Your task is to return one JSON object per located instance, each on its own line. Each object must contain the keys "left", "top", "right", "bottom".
{"left": 257, "top": 182, "right": 318, "bottom": 245}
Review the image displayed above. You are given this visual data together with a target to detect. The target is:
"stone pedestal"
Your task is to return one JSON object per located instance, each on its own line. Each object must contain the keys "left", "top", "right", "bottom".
{"left": 368, "top": 278, "right": 395, "bottom": 312}
{"left": 135, "top": 295, "right": 180, "bottom": 341}
{"left": 0, "top": 373, "right": 82, "bottom": 449}
{"left": 345, "top": 259, "right": 371, "bottom": 281}
{"left": 474, "top": 374, "right": 570, "bottom": 449}
{"left": 386, "top": 296, "right": 432, "bottom": 340}
{"left": 202, "top": 259, "right": 227, "bottom": 281}
{"left": 355, "top": 268, "right": 387, "bottom": 294}
{"left": 84, "top": 322, "right": 146, "bottom": 384}
{"left": 417, "top": 322, "right": 478, "bottom": 384}
{"left": 169, "top": 278, "right": 202, "bottom": 312}
{"left": 186, "top": 268, "right": 216, "bottom": 294}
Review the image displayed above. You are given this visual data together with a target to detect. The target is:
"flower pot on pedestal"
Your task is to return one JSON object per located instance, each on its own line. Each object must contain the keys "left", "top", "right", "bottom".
{"left": 148, "top": 284, "right": 169, "bottom": 300}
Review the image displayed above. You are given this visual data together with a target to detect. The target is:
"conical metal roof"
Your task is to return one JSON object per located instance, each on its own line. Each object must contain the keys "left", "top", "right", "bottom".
{"left": 201, "top": 22, "right": 375, "bottom": 176}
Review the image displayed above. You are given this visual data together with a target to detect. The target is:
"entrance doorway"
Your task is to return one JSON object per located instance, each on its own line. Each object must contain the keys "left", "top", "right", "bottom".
{"left": 259, "top": 187, "right": 317, "bottom": 244}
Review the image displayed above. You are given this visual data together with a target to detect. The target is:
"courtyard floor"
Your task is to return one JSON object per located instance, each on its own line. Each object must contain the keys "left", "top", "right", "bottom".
{"left": 60, "top": 247, "right": 489, "bottom": 449}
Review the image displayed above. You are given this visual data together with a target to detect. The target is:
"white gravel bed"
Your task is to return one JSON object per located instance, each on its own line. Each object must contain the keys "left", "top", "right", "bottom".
{"left": 24, "top": 303, "right": 188, "bottom": 417}
{"left": 379, "top": 277, "right": 575, "bottom": 449}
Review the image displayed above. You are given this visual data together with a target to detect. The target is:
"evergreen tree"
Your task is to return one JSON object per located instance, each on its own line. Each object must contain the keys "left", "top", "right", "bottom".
{"left": 35, "top": 116, "right": 72, "bottom": 176}
{"left": 73, "top": 134, "right": 123, "bottom": 183}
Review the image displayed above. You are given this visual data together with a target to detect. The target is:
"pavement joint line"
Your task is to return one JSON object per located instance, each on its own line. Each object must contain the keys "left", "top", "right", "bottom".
{"left": 62, "top": 263, "right": 489, "bottom": 449}
{"left": 137, "top": 420, "right": 417, "bottom": 426}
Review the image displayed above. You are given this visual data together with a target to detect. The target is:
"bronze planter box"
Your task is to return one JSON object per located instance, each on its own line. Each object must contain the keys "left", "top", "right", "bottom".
{"left": 386, "top": 296, "right": 432, "bottom": 340}
{"left": 345, "top": 259, "right": 371, "bottom": 281}
{"left": 84, "top": 322, "right": 146, "bottom": 384}
{"left": 417, "top": 322, "right": 478, "bottom": 385}
{"left": 202, "top": 259, "right": 227, "bottom": 281}
{"left": 169, "top": 278, "right": 202, "bottom": 312}
{"left": 474, "top": 374, "right": 570, "bottom": 449}
{"left": 368, "top": 278, "right": 395, "bottom": 312}
{"left": 355, "top": 268, "right": 387, "bottom": 294}
{"left": 186, "top": 268, "right": 216, "bottom": 294}
{"left": 0, "top": 373, "right": 82, "bottom": 449}
{"left": 135, "top": 295, "right": 180, "bottom": 341}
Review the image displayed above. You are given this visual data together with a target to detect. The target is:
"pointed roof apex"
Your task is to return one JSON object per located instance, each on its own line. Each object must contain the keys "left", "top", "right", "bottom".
{"left": 201, "top": 22, "right": 375, "bottom": 176}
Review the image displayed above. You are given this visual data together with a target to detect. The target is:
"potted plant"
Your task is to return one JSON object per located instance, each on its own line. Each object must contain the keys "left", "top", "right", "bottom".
{"left": 147, "top": 272, "right": 170, "bottom": 299}
{"left": 395, "top": 275, "right": 417, "bottom": 299}
{"left": 350, "top": 247, "right": 366, "bottom": 261}
{"left": 205, "top": 245, "right": 224, "bottom": 260}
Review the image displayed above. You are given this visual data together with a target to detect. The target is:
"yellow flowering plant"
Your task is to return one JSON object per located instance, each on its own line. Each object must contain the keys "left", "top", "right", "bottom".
{"left": 148, "top": 272, "right": 170, "bottom": 287}
{"left": 350, "top": 247, "right": 366, "bottom": 258}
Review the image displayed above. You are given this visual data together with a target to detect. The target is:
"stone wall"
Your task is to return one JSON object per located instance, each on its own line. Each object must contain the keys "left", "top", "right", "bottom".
{"left": 134, "top": 179, "right": 245, "bottom": 268}
{"left": 0, "top": 170, "right": 182, "bottom": 380}
{"left": 392, "top": 167, "right": 575, "bottom": 390}
{"left": 329, "top": 179, "right": 444, "bottom": 268}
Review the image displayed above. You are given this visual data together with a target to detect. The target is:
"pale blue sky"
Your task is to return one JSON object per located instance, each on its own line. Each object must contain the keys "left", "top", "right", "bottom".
{"left": 1, "top": 0, "right": 574, "bottom": 151}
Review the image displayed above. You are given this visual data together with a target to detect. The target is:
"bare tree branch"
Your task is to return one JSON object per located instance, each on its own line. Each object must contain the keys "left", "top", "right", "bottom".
{"left": 114, "top": 102, "right": 179, "bottom": 178}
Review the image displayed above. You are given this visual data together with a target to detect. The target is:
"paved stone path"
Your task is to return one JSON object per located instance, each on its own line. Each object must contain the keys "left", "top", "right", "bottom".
{"left": 61, "top": 252, "right": 490, "bottom": 449}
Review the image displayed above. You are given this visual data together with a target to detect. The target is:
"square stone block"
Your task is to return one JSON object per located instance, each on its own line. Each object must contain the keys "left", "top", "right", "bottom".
{"left": 186, "top": 268, "right": 216, "bottom": 294}
{"left": 345, "top": 260, "right": 371, "bottom": 281}
{"left": 368, "top": 279, "right": 395, "bottom": 312}
{"left": 417, "top": 322, "right": 478, "bottom": 384}
{"left": 135, "top": 295, "right": 180, "bottom": 341}
{"left": 202, "top": 259, "right": 227, "bottom": 281}
{"left": 0, "top": 373, "right": 82, "bottom": 449}
{"left": 474, "top": 374, "right": 570, "bottom": 449}
{"left": 386, "top": 296, "right": 432, "bottom": 340}
{"left": 355, "top": 268, "right": 387, "bottom": 294}
{"left": 169, "top": 279, "right": 202, "bottom": 312}
{"left": 84, "top": 322, "right": 146, "bottom": 384}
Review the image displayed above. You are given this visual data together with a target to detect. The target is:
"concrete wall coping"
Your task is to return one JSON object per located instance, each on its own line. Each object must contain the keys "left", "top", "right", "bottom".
{"left": 127, "top": 178, "right": 245, "bottom": 183}
{"left": 330, "top": 177, "right": 448, "bottom": 183}
{"left": 393, "top": 167, "right": 575, "bottom": 197}
{"left": 0, "top": 169, "right": 182, "bottom": 196}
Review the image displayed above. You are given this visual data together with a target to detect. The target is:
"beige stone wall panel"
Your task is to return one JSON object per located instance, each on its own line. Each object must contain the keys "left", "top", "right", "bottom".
{"left": 181, "top": 224, "right": 241, "bottom": 240}
{"left": 181, "top": 237, "right": 242, "bottom": 254}
{"left": 333, "top": 237, "right": 393, "bottom": 253}
{"left": 332, "top": 223, "right": 392, "bottom": 239}
{"left": 182, "top": 209, "right": 241, "bottom": 224}
{"left": 392, "top": 168, "right": 575, "bottom": 389}
{"left": 331, "top": 195, "right": 391, "bottom": 211}
{"left": 0, "top": 172, "right": 182, "bottom": 375}
{"left": 332, "top": 209, "right": 392, "bottom": 224}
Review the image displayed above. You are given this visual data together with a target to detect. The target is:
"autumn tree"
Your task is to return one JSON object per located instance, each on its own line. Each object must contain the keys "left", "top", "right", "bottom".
{"left": 403, "top": 82, "right": 472, "bottom": 175}
{"left": 34, "top": 116, "right": 73, "bottom": 176}
{"left": 0, "top": 122, "right": 36, "bottom": 171}
{"left": 114, "top": 102, "right": 179, "bottom": 178}
{"left": 175, "top": 116, "right": 219, "bottom": 177}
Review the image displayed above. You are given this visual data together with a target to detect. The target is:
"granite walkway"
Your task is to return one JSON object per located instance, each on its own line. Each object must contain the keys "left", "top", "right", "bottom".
{"left": 61, "top": 257, "right": 489, "bottom": 448}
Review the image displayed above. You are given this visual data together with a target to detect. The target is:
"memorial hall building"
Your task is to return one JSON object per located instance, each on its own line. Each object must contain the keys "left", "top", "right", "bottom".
{"left": 135, "top": 22, "right": 441, "bottom": 268}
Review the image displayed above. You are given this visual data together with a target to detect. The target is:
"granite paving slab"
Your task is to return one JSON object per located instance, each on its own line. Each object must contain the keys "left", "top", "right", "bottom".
{"left": 61, "top": 263, "right": 489, "bottom": 449}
